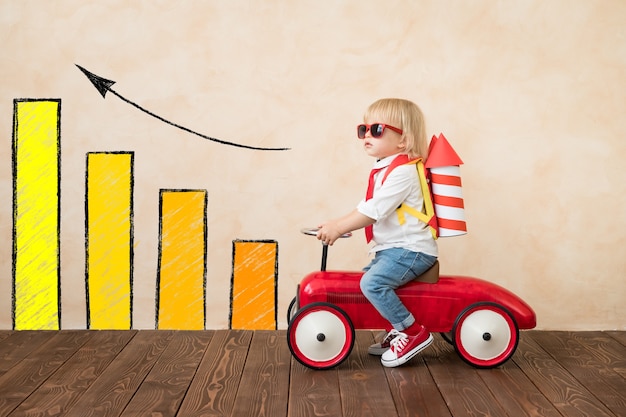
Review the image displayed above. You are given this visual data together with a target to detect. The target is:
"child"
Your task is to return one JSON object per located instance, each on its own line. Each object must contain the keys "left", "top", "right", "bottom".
{"left": 316, "top": 98, "right": 438, "bottom": 368}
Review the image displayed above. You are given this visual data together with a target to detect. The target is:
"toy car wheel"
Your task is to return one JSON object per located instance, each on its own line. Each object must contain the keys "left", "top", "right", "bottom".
{"left": 287, "top": 297, "right": 298, "bottom": 324}
{"left": 452, "top": 302, "right": 519, "bottom": 369}
{"left": 287, "top": 302, "right": 355, "bottom": 370}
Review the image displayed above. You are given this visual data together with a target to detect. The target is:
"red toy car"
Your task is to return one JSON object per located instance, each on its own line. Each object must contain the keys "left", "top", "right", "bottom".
{"left": 287, "top": 228, "right": 536, "bottom": 370}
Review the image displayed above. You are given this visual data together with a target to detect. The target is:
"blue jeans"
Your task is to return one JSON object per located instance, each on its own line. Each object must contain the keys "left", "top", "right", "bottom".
{"left": 360, "top": 248, "right": 437, "bottom": 331}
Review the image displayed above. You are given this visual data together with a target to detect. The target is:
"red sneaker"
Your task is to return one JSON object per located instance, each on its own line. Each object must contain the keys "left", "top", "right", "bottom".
{"left": 381, "top": 325, "right": 433, "bottom": 367}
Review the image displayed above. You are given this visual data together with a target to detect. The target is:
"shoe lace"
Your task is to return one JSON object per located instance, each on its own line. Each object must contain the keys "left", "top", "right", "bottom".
{"left": 382, "top": 329, "right": 400, "bottom": 344}
{"left": 389, "top": 330, "right": 409, "bottom": 352}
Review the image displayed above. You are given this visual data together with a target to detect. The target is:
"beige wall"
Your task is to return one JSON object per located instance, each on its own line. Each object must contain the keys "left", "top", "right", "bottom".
{"left": 0, "top": 0, "right": 624, "bottom": 330}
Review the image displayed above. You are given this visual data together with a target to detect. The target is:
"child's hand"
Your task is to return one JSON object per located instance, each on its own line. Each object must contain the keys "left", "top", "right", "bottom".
{"left": 316, "top": 221, "right": 343, "bottom": 246}
{"left": 316, "top": 210, "right": 374, "bottom": 245}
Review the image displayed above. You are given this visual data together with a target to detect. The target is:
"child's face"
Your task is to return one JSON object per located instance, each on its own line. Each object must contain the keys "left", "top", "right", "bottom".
{"left": 360, "top": 118, "right": 406, "bottom": 159}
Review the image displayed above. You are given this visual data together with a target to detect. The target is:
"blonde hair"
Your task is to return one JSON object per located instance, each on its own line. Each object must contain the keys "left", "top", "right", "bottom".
{"left": 364, "top": 98, "right": 428, "bottom": 159}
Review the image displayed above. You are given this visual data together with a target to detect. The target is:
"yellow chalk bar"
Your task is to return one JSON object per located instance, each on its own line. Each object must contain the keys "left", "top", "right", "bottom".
{"left": 13, "top": 99, "right": 61, "bottom": 330}
{"left": 86, "top": 152, "right": 133, "bottom": 329}
{"left": 230, "top": 240, "right": 278, "bottom": 330}
{"left": 157, "top": 190, "right": 207, "bottom": 330}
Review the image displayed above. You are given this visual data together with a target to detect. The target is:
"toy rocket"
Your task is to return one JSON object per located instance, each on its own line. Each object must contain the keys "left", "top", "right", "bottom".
{"left": 425, "top": 133, "right": 467, "bottom": 237}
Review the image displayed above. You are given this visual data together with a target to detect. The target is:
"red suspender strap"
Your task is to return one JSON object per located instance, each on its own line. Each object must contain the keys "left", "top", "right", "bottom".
{"left": 380, "top": 154, "right": 418, "bottom": 184}
{"left": 365, "top": 155, "right": 425, "bottom": 243}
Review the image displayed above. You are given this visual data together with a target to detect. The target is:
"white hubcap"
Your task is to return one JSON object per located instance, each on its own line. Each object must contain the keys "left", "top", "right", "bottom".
{"left": 460, "top": 309, "right": 511, "bottom": 360}
{"left": 295, "top": 310, "right": 347, "bottom": 361}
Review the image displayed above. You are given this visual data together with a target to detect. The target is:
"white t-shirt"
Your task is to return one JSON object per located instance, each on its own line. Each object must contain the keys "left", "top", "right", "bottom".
{"left": 357, "top": 153, "right": 438, "bottom": 257}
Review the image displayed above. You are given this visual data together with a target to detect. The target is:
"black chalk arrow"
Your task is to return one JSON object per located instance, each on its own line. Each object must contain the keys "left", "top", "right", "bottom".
{"left": 76, "top": 64, "right": 290, "bottom": 151}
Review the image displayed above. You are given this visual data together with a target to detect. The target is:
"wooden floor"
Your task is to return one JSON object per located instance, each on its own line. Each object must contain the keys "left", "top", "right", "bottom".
{"left": 0, "top": 330, "right": 624, "bottom": 417}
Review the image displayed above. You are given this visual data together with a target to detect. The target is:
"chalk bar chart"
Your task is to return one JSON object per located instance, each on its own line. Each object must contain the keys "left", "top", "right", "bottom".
{"left": 10, "top": 98, "right": 279, "bottom": 330}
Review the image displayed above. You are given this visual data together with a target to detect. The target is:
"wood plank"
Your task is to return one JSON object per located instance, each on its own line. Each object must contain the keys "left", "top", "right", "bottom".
{"left": 9, "top": 330, "right": 136, "bottom": 417}
{"left": 550, "top": 332, "right": 626, "bottom": 373}
{"left": 0, "top": 331, "right": 13, "bottom": 344}
{"left": 606, "top": 331, "right": 626, "bottom": 348}
{"left": 476, "top": 361, "right": 563, "bottom": 417}
{"left": 230, "top": 330, "right": 291, "bottom": 417}
{"left": 0, "top": 331, "right": 93, "bottom": 416}
{"left": 605, "top": 331, "right": 626, "bottom": 379}
{"left": 384, "top": 333, "right": 453, "bottom": 417}
{"left": 0, "top": 331, "right": 58, "bottom": 374}
{"left": 62, "top": 330, "right": 174, "bottom": 417}
{"left": 176, "top": 329, "right": 252, "bottom": 416}
{"left": 337, "top": 331, "right": 397, "bottom": 417}
{"left": 425, "top": 335, "right": 509, "bottom": 417}
{"left": 119, "top": 331, "right": 215, "bottom": 417}
{"left": 288, "top": 356, "right": 341, "bottom": 417}
{"left": 530, "top": 331, "right": 626, "bottom": 416}
{"left": 514, "top": 332, "right": 615, "bottom": 417}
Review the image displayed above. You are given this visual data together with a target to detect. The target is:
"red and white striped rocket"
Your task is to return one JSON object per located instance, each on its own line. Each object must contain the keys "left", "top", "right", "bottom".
{"left": 425, "top": 133, "right": 467, "bottom": 237}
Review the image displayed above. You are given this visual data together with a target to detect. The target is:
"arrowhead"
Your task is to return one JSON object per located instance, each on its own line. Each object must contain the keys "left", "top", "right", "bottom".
{"left": 76, "top": 64, "right": 115, "bottom": 98}
{"left": 425, "top": 133, "right": 463, "bottom": 168}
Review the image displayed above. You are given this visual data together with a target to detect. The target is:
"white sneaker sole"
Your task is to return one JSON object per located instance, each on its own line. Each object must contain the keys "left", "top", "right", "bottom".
{"left": 380, "top": 333, "right": 434, "bottom": 368}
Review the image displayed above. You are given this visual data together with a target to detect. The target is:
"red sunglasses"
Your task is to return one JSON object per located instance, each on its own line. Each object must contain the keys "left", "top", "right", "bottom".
{"left": 357, "top": 123, "right": 403, "bottom": 139}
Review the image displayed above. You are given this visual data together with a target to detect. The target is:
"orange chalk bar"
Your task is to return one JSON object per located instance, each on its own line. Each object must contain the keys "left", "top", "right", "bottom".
{"left": 230, "top": 240, "right": 278, "bottom": 330}
{"left": 157, "top": 190, "right": 207, "bottom": 330}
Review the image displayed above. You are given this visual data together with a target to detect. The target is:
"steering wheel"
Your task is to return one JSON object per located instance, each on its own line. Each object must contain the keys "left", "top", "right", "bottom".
{"left": 300, "top": 227, "right": 352, "bottom": 238}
